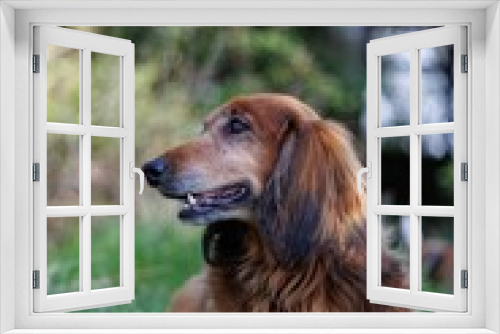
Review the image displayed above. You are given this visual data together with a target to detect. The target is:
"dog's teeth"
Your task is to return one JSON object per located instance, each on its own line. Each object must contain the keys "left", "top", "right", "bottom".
{"left": 187, "top": 193, "right": 196, "bottom": 205}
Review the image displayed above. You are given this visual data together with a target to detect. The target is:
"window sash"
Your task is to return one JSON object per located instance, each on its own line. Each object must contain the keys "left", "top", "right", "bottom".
{"left": 366, "top": 26, "right": 468, "bottom": 312}
{"left": 32, "top": 26, "right": 136, "bottom": 313}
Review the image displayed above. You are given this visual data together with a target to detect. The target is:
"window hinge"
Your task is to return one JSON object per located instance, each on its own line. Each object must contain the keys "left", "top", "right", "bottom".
{"left": 33, "top": 54, "right": 40, "bottom": 73}
{"left": 33, "top": 163, "right": 40, "bottom": 182}
{"left": 461, "top": 270, "right": 468, "bottom": 289}
{"left": 461, "top": 54, "right": 468, "bottom": 73}
{"left": 461, "top": 162, "right": 468, "bottom": 181}
{"left": 33, "top": 270, "right": 40, "bottom": 289}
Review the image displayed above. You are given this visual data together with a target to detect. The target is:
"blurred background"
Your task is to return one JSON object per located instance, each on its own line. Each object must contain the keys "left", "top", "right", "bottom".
{"left": 45, "top": 26, "right": 454, "bottom": 312}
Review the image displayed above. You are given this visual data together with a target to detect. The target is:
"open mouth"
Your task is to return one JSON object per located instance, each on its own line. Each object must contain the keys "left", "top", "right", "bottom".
{"left": 177, "top": 182, "right": 252, "bottom": 220}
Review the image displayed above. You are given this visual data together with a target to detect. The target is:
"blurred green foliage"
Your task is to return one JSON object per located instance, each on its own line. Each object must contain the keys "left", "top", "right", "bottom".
{"left": 48, "top": 26, "right": 368, "bottom": 312}
{"left": 45, "top": 26, "right": 453, "bottom": 312}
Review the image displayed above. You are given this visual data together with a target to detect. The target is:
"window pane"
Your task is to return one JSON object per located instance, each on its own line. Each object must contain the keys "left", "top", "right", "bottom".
{"left": 47, "top": 44, "right": 80, "bottom": 124}
{"left": 421, "top": 217, "right": 454, "bottom": 294}
{"left": 91, "top": 52, "right": 121, "bottom": 127}
{"left": 47, "top": 134, "right": 80, "bottom": 206}
{"left": 421, "top": 133, "right": 454, "bottom": 206}
{"left": 381, "top": 136, "right": 410, "bottom": 205}
{"left": 381, "top": 215, "right": 410, "bottom": 290}
{"left": 421, "top": 45, "right": 454, "bottom": 124}
{"left": 91, "top": 137, "right": 121, "bottom": 205}
{"left": 91, "top": 216, "right": 121, "bottom": 290}
{"left": 380, "top": 52, "right": 410, "bottom": 127}
{"left": 47, "top": 217, "right": 80, "bottom": 295}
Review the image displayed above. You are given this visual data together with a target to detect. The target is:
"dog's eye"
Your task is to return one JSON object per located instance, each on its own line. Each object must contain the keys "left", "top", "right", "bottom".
{"left": 226, "top": 117, "right": 251, "bottom": 135}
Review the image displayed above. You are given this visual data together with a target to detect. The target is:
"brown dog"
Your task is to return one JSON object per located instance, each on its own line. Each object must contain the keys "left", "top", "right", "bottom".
{"left": 143, "top": 94, "right": 405, "bottom": 312}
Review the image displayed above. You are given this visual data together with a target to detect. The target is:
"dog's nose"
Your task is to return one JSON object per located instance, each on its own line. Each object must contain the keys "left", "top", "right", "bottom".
{"left": 143, "top": 157, "right": 168, "bottom": 187}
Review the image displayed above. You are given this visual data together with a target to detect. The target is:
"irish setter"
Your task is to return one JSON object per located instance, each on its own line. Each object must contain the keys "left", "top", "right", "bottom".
{"left": 143, "top": 94, "right": 405, "bottom": 312}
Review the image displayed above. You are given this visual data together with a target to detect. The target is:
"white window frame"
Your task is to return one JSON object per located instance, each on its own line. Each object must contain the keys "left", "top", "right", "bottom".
{"left": 366, "top": 26, "right": 468, "bottom": 312}
{"left": 33, "top": 26, "right": 136, "bottom": 313}
{"left": 0, "top": 1, "right": 499, "bottom": 333}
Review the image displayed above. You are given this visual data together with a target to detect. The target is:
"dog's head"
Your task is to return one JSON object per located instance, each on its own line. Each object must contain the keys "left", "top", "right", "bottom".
{"left": 144, "top": 94, "right": 364, "bottom": 265}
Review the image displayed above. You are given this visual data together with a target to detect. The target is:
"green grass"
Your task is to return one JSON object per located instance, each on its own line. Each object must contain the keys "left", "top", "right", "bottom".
{"left": 48, "top": 216, "right": 204, "bottom": 312}
{"left": 48, "top": 215, "right": 449, "bottom": 313}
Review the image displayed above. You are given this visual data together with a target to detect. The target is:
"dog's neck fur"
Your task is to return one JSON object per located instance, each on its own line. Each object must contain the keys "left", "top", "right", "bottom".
{"left": 203, "top": 220, "right": 394, "bottom": 312}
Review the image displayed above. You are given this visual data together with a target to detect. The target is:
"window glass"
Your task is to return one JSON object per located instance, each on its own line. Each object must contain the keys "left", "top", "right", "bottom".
{"left": 47, "top": 134, "right": 80, "bottom": 206}
{"left": 421, "top": 217, "right": 454, "bottom": 295}
{"left": 91, "top": 137, "right": 121, "bottom": 205}
{"left": 421, "top": 45, "right": 454, "bottom": 124}
{"left": 91, "top": 52, "right": 121, "bottom": 127}
{"left": 381, "top": 136, "right": 410, "bottom": 205}
{"left": 47, "top": 45, "right": 80, "bottom": 124}
{"left": 92, "top": 216, "right": 121, "bottom": 290}
{"left": 380, "top": 52, "right": 411, "bottom": 127}
{"left": 421, "top": 134, "right": 454, "bottom": 206}
{"left": 381, "top": 215, "right": 410, "bottom": 290}
{"left": 47, "top": 217, "right": 80, "bottom": 295}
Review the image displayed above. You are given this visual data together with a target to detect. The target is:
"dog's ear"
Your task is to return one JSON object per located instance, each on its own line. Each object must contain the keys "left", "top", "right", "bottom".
{"left": 258, "top": 119, "right": 363, "bottom": 267}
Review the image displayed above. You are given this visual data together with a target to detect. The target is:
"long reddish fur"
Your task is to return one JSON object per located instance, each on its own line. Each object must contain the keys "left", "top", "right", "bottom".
{"left": 167, "top": 95, "right": 405, "bottom": 312}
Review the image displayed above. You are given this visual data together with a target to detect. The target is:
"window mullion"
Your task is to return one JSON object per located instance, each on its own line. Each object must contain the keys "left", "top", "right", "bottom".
{"left": 409, "top": 47, "right": 420, "bottom": 294}
{"left": 81, "top": 48, "right": 92, "bottom": 294}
